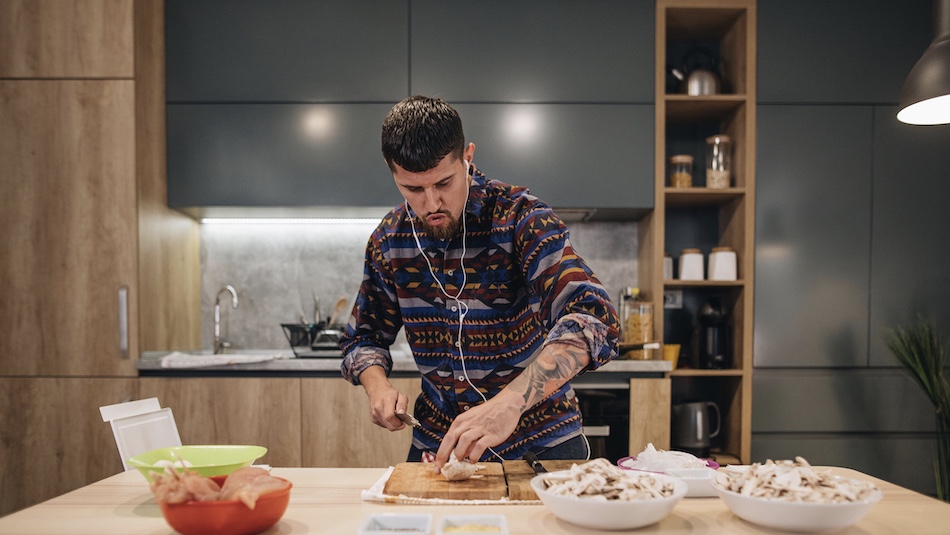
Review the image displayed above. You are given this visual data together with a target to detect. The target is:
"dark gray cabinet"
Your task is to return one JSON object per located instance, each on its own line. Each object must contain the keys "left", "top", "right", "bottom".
{"left": 455, "top": 103, "right": 653, "bottom": 214}
{"left": 757, "top": 0, "right": 931, "bottom": 104}
{"left": 754, "top": 105, "right": 873, "bottom": 367}
{"left": 165, "top": 0, "right": 409, "bottom": 102}
{"left": 163, "top": 0, "right": 655, "bottom": 216}
{"left": 167, "top": 103, "right": 400, "bottom": 209}
{"left": 411, "top": 0, "right": 655, "bottom": 103}
{"left": 869, "top": 108, "right": 950, "bottom": 366}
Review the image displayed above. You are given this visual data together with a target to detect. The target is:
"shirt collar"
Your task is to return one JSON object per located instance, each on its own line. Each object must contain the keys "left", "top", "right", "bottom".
{"left": 466, "top": 166, "right": 489, "bottom": 222}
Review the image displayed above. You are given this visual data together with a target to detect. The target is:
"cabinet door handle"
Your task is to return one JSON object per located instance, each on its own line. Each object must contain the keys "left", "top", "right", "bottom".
{"left": 118, "top": 285, "right": 129, "bottom": 359}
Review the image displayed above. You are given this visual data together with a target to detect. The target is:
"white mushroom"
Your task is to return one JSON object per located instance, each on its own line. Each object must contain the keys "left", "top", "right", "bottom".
{"left": 539, "top": 458, "right": 675, "bottom": 501}
{"left": 716, "top": 458, "right": 878, "bottom": 503}
{"left": 441, "top": 453, "right": 479, "bottom": 481}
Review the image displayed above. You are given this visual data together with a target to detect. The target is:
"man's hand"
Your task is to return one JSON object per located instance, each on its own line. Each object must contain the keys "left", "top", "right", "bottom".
{"left": 360, "top": 365, "right": 410, "bottom": 431}
{"left": 434, "top": 389, "right": 523, "bottom": 471}
{"left": 434, "top": 340, "right": 591, "bottom": 473}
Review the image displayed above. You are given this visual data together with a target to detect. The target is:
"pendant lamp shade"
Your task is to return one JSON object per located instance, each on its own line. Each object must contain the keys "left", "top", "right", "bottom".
{"left": 898, "top": 0, "right": 950, "bottom": 125}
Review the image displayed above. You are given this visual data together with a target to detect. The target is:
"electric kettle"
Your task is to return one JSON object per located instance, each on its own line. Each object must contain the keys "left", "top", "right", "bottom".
{"left": 671, "top": 401, "right": 721, "bottom": 458}
{"left": 670, "top": 47, "right": 722, "bottom": 96}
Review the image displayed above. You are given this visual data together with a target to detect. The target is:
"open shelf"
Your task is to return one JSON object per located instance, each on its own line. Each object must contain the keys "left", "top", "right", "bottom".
{"left": 653, "top": 0, "right": 756, "bottom": 463}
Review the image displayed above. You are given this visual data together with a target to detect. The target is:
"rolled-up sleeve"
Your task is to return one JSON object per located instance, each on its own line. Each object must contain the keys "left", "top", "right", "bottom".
{"left": 341, "top": 345, "right": 393, "bottom": 385}
{"left": 543, "top": 312, "right": 616, "bottom": 371}
{"left": 339, "top": 227, "right": 403, "bottom": 385}
{"left": 515, "top": 205, "right": 620, "bottom": 369}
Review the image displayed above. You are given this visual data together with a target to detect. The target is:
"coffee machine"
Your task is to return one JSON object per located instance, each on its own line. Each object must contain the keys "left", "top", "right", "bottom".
{"left": 697, "top": 296, "right": 729, "bottom": 369}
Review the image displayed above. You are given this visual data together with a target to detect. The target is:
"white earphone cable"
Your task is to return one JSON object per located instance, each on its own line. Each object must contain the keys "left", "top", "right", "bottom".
{"left": 406, "top": 163, "right": 503, "bottom": 461}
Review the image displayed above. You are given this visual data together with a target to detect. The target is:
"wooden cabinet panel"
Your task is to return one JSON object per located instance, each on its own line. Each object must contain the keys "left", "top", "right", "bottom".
{"left": 134, "top": 0, "right": 201, "bottom": 352}
{"left": 139, "top": 378, "right": 302, "bottom": 467}
{"left": 629, "top": 377, "right": 670, "bottom": 451}
{"left": 0, "top": 0, "right": 133, "bottom": 78}
{"left": 302, "top": 378, "right": 422, "bottom": 468}
{"left": 0, "top": 80, "right": 138, "bottom": 376}
{"left": 0, "top": 377, "right": 139, "bottom": 517}
{"left": 165, "top": 0, "right": 408, "bottom": 102}
{"left": 412, "top": 0, "right": 655, "bottom": 103}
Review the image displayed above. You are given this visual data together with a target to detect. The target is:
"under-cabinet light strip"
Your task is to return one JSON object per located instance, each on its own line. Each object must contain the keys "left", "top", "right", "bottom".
{"left": 200, "top": 218, "right": 381, "bottom": 225}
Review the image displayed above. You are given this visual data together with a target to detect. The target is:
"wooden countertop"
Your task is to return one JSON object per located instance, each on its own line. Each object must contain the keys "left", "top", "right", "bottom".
{"left": 1, "top": 466, "right": 949, "bottom": 534}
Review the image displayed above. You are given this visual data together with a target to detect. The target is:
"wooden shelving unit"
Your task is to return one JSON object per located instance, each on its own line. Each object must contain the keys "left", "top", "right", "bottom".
{"left": 643, "top": 0, "right": 756, "bottom": 463}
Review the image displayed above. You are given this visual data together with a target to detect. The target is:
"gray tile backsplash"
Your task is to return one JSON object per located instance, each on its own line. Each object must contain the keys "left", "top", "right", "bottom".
{"left": 200, "top": 220, "right": 639, "bottom": 351}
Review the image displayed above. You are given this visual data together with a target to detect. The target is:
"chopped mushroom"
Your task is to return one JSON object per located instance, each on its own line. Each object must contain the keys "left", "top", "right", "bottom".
{"left": 540, "top": 458, "right": 675, "bottom": 501}
{"left": 716, "top": 457, "right": 879, "bottom": 503}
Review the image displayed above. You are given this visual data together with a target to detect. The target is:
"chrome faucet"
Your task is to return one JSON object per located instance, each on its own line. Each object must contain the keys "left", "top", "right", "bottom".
{"left": 214, "top": 285, "right": 239, "bottom": 354}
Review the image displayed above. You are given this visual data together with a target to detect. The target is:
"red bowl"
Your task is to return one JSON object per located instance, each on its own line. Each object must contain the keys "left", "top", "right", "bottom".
{"left": 158, "top": 475, "right": 291, "bottom": 535}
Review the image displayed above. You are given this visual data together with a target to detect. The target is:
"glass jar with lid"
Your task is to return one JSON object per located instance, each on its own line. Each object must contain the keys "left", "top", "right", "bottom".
{"left": 669, "top": 154, "right": 694, "bottom": 188}
{"left": 618, "top": 287, "right": 655, "bottom": 360}
{"left": 705, "top": 135, "right": 731, "bottom": 189}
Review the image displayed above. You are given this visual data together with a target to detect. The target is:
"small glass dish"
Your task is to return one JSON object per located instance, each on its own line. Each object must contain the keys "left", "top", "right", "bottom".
{"left": 360, "top": 513, "right": 433, "bottom": 535}
{"left": 438, "top": 514, "right": 508, "bottom": 534}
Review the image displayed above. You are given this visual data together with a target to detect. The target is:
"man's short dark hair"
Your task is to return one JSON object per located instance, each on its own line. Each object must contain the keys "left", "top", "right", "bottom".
{"left": 381, "top": 95, "right": 465, "bottom": 172}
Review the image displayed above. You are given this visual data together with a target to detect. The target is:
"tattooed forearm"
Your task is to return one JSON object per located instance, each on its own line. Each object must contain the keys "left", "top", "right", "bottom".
{"left": 511, "top": 342, "right": 591, "bottom": 409}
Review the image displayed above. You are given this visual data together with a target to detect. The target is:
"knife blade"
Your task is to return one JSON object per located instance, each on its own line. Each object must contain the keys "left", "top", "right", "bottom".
{"left": 524, "top": 451, "right": 547, "bottom": 473}
{"left": 396, "top": 412, "right": 422, "bottom": 429}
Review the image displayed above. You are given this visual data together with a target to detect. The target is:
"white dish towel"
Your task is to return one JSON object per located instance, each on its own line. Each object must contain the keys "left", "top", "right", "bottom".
{"left": 159, "top": 351, "right": 284, "bottom": 369}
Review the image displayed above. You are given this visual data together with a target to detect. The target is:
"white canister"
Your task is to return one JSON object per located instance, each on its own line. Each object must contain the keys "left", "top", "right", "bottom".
{"left": 663, "top": 252, "right": 674, "bottom": 280}
{"left": 708, "top": 246, "right": 738, "bottom": 281}
{"left": 678, "top": 248, "right": 704, "bottom": 280}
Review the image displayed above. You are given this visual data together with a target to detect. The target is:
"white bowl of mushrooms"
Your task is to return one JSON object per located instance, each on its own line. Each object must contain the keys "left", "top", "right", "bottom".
{"left": 529, "top": 458, "right": 687, "bottom": 530}
{"left": 713, "top": 458, "right": 883, "bottom": 533}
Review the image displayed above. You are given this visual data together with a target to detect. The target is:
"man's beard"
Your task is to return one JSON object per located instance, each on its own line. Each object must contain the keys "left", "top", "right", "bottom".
{"left": 420, "top": 212, "right": 461, "bottom": 240}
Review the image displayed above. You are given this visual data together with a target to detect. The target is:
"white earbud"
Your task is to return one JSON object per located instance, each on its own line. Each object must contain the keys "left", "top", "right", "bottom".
{"left": 464, "top": 159, "right": 471, "bottom": 175}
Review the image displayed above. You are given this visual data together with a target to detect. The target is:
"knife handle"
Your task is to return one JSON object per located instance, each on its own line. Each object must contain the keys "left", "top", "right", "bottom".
{"left": 524, "top": 451, "right": 545, "bottom": 471}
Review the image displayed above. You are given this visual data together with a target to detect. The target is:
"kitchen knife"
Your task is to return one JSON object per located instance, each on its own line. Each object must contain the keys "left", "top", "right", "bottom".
{"left": 524, "top": 451, "right": 547, "bottom": 473}
{"left": 396, "top": 412, "right": 422, "bottom": 429}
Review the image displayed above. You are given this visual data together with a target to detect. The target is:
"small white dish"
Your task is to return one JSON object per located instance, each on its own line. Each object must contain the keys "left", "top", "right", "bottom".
{"left": 438, "top": 515, "right": 508, "bottom": 534}
{"left": 666, "top": 468, "right": 717, "bottom": 497}
{"left": 360, "top": 513, "right": 433, "bottom": 535}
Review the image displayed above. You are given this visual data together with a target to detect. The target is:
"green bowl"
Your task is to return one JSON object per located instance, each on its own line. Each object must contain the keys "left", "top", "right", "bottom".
{"left": 128, "top": 445, "right": 267, "bottom": 480}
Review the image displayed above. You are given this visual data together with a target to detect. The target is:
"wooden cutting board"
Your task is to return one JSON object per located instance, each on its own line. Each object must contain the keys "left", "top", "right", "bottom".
{"left": 503, "top": 459, "right": 583, "bottom": 501}
{"left": 384, "top": 460, "right": 589, "bottom": 501}
{"left": 384, "top": 462, "right": 507, "bottom": 500}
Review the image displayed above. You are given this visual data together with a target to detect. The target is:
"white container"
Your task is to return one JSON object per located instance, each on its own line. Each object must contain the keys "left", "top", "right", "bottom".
{"left": 678, "top": 249, "right": 704, "bottom": 281}
{"left": 360, "top": 514, "right": 433, "bottom": 535}
{"left": 663, "top": 253, "right": 674, "bottom": 280}
{"left": 708, "top": 246, "right": 738, "bottom": 281}
{"left": 666, "top": 468, "right": 718, "bottom": 498}
{"left": 438, "top": 514, "right": 508, "bottom": 534}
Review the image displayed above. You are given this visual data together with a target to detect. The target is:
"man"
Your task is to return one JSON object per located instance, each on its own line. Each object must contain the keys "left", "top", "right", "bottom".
{"left": 340, "top": 95, "right": 619, "bottom": 473}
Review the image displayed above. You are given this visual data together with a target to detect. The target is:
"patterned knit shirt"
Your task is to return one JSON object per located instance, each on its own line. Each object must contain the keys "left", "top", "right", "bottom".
{"left": 340, "top": 170, "right": 620, "bottom": 460}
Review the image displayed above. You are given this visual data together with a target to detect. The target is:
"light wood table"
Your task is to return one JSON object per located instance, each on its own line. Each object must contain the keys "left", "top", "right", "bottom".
{"left": 2, "top": 466, "right": 949, "bottom": 534}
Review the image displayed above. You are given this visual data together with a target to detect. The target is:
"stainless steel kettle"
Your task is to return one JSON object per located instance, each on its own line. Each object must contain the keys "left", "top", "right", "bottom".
{"left": 671, "top": 48, "right": 721, "bottom": 96}
{"left": 671, "top": 401, "right": 721, "bottom": 458}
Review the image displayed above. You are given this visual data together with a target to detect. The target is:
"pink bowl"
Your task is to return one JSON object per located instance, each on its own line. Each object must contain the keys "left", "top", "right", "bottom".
{"left": 158, "top": 475, "right": 291, "bottom": 535}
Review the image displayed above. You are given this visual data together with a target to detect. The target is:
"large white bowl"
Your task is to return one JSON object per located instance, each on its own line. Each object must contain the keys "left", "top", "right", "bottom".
{"left": 530, "top": 470, "right": 687, "bottom": 530}
{"left": 713, "top": 477, "right": 884, "bottom": 533}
